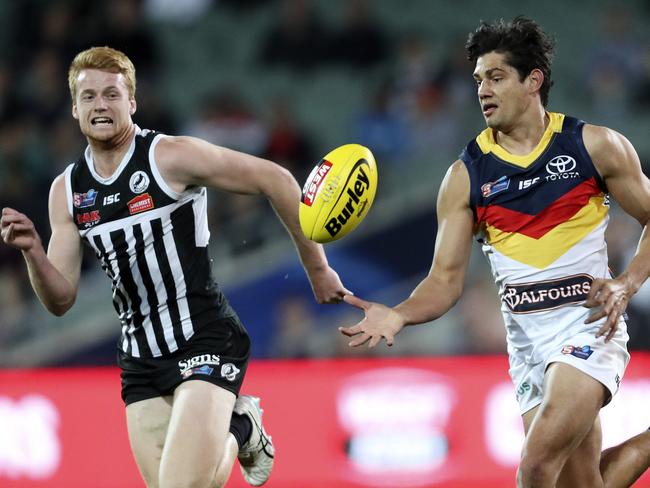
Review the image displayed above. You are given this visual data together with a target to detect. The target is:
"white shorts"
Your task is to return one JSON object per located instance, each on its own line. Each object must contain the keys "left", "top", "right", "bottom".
{"left": 509, "top": 325, "right": 630, "bottom": 415}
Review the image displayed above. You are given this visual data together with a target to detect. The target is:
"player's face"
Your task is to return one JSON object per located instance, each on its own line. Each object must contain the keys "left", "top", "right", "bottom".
{"left": 72, "top": 69, "right": 136, "bottom": 143}
{"left": 473, "top": 51, "right": 529, "bottom": 131}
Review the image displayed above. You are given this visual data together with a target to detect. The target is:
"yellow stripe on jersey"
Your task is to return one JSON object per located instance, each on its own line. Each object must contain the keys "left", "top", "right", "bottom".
{"left": 483, "top": 195, "right": 608, "bottom": 268}
{"left": 476, "top": 112, "right": 565, "bottom": 168}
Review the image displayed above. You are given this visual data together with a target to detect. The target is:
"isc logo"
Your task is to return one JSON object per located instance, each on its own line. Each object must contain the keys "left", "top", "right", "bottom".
{"left": 518, "top": 177, "right": 539, "bottom": 190}
{"left": 103, "top": 193, "right": 121, "bottom": 205}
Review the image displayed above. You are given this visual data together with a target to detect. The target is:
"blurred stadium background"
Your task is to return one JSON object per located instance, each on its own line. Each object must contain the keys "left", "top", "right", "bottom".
{"left": 0, "top": 0, "right": 649, "bottom": 486}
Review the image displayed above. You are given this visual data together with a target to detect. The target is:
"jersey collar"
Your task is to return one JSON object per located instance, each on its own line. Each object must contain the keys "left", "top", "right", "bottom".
{"left": 84, "top": 125, "right": 141, "bottom": 184}
{"left": 476, "top": 112, "right": 565, "bottom": 168}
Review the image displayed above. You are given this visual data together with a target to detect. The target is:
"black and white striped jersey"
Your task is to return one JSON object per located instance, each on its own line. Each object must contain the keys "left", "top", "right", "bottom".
{"left": 64, "top": 126, "right": 234, "bottom": 358}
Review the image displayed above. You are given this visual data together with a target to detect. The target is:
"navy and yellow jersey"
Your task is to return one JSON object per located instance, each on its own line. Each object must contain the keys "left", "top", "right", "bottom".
{"left": 459, "top": 113, "right": 618, "bottom": 359}
{"left": 64, "top": 126, "right": 234, "bottom": 359}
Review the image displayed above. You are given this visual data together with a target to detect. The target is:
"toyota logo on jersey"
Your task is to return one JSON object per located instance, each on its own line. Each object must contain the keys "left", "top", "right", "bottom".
{"left": 546, "top": 155, "right": 577, "bottom": 175}
{"left": 545, "top": 155, "right": 580, "bottom": 182}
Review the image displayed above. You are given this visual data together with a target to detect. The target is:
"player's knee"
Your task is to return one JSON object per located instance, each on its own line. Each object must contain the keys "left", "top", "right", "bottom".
{"left": 518, "top": 442, "right": 564, "bottom": 487}
{"left": 517, "top": 458, "right": 555, "bottom": 487}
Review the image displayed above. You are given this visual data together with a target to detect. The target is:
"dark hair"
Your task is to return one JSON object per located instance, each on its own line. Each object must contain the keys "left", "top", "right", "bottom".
{"left": 465, "top": 16, "right": 555, "bottom": 106}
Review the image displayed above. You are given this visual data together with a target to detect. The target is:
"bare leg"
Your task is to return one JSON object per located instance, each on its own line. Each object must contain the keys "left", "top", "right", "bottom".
{"left": 556, "top": 417, "right": 604, "bottom": 488}
{"left": 522, "top": 406, "right": 605, "bottom": 488}
{"left": 600, "top": 429, "right": 650, "bottom": 488}
{"left": 158, "top": 381, "right": 237, "bottom": 488}
{"left": 126, "top": 396, "right": 173, "bottom": 488}
{"left": 213, "top": 434, "right": 239, "bottom": 487}
{"left": 126, "top": 382, "right": 239, "bottom": 488}
{"left": 521, "top": 372, "right": 650, "bottom": 488}
{"left": 517, "top": 362, "right": 607, "bottom": 488}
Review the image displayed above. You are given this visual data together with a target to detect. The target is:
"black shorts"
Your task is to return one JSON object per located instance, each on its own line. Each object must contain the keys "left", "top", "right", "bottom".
{"left": 118, "top": 315, "right": 251, "bottom": 405}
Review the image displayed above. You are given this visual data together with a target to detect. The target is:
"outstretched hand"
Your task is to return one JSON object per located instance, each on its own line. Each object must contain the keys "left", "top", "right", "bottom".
{"left": 583, "top": 276, "right": 632, "bottom": 342}
{"left": 338, "top": 295, "right": 405, "bottom": 347}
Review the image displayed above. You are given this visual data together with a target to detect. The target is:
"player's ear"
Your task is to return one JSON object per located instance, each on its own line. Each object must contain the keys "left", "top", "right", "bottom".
{"left": 129, "top": 98, "right": 137, "bottom": 116}
{"left": 72, "top": 102, "right": 79, "bottom": 120}
{"left": 528, "top": 69, "right": 544, "bottom": 95}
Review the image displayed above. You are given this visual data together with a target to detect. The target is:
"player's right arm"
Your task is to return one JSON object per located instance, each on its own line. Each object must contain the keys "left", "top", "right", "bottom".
{"left": 339, "top": 160, "right": 475, "bottom": 347}
{"left": 0, "top": 174, "right": 82, "bottom": 316}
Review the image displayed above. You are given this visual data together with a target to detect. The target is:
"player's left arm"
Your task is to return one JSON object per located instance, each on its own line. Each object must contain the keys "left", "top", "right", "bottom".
{"left": 583, "top": 124, "right": 650, "bottom": 340}
{"left": 155, "top": 135, "right": 350, "bottom": 304}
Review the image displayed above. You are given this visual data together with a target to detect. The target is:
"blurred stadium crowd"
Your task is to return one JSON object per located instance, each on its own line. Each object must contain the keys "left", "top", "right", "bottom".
{"left": 1, "top": 0, "right": 650, "bottom": 365}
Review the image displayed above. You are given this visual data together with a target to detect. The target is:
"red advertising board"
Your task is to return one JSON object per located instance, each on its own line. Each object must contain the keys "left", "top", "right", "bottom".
{"left": 1, "top": 355, "right": 649, "bottom": 487}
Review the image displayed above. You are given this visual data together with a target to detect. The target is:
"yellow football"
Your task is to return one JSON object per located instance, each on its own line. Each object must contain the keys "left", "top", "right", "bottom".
{"left": 299, "top": 144, "right": 377, "bottom": 243}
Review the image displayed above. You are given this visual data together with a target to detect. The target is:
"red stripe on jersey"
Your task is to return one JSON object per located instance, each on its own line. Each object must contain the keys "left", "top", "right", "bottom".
{"left": 477, "top": 178, "right": 603, "bottom": 239}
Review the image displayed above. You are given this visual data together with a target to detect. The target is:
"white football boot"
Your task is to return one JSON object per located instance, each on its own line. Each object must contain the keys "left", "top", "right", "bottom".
{"left": 234, "top": 395, "right": 275, "bottom": 486}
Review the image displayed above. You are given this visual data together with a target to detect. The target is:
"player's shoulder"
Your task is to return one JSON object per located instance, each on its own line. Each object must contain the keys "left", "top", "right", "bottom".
{"left": 51, "top": 172, "right": 65, "bottom": 187}
{"left": 582, "top": 122, "right": 639, "bottom": 179}
{"left": 582, "top": 122, "right": 625, "bottom": 139}
{"left": 448, "top": 159, "right": 470, "bottom": 177}
{"left": 51, "top": 166, "right": 73, "bottom": 191}
{"left": 434, "top": 159, "right": 472, "bottom": 211}
{"left": 440, "top": 159, "right": 470, "bottom": 193}
{"left": 48, "top": 171, "right": 71, "bottom": 210}
{"left": 154, "top": 134, "right": 202, "bottom": 163}
{"left": 582, "top": 123, "right": 633, "bottom": 158}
